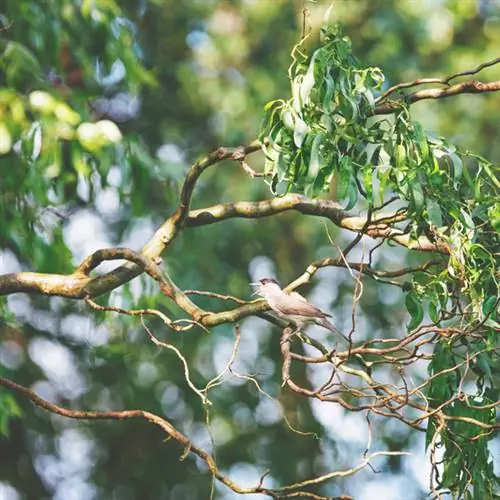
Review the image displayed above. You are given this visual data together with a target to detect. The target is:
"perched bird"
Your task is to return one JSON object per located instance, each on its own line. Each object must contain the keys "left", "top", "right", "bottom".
{"left": 251, "top": 278, "right": 339, "bottom": 333}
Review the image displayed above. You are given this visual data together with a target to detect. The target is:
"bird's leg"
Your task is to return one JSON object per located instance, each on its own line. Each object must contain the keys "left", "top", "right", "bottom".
{"left": 280, "top": 322, "right": 300, "bottom": 345}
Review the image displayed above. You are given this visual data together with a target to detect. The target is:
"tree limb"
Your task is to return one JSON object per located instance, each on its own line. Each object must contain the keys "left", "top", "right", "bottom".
{"left": 0, "top": 374, "right": 402, "bottom": 499}
{"left": 186, "top": 195, "right": 448, "bottom": 253}
{"left": 374, "top": 79, "right": 500, "bottom": 115}
{"left": 0, "top": 194, "right": 447, "bottom": 300}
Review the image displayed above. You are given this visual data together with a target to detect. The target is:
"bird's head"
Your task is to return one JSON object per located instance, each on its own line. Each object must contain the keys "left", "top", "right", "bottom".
{"left": 250, "top": 278, "right": 281, "bottom": 297}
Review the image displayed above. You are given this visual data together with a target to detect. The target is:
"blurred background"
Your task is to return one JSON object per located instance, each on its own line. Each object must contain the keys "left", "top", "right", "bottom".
{"left": 0, "top": 0, "right": 499, "bottom": 499}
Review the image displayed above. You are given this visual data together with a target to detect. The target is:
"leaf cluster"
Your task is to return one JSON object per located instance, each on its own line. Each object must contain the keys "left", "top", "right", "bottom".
{"left": 259, "top": 21, "right": 500, "bottom": 499}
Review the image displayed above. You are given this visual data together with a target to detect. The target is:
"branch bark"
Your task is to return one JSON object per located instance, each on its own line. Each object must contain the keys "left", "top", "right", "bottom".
{"left": 374, "top": 79, "right": 500, "bottom": 115}
{"left": 0, "top": 195, "right": 446, "bottom": 301}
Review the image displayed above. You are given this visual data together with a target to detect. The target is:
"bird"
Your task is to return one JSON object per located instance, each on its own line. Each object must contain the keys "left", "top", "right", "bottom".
{"left": 251, "top": 278, "right": 339, "bottom": 334}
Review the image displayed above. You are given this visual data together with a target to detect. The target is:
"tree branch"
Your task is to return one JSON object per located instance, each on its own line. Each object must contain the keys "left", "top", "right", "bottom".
{"left": 0, "top": 193, "right": 447, "bottom": 300}
{"left": 187, "top": 195, "right": 448, "bottom": 253}
{"left": 374, "top": 79, "right": 500, "bottom": 115}
{"left": 0, "top": 374, "right": 401, "bottom": 499}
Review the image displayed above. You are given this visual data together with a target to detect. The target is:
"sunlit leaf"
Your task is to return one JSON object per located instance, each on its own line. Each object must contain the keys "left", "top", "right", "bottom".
{"left": 293, "top": 116, "right": 309, "bottom": 148}
{"left": 426, "top": 198, "right": 443, "bottom": 227}
{"left": 307, "top": 133, "right": 322, "bottom": 182}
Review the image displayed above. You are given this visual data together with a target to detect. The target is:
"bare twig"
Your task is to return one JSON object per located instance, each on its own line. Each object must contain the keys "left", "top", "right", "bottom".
{"left": 139, "top": 316, "right": 211, "bottom": 405}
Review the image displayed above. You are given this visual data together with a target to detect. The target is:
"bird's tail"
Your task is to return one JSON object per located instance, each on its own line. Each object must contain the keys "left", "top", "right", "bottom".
{"left": 318, "top": 317, "right": 341, "bottom": 335}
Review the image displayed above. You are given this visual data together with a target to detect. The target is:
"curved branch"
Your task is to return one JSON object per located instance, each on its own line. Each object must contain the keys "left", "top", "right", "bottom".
{"left": 168, "top": 140, "right": 263, "bottom": 232}
{"left": 0, "top": 194, "right": 447, "bottom": 300}
{"left": 374, "top": 79, "right": 500, "bottom": 115}
{"left": 375, "top": 56, "right": 500, "bottom": 104}
{"left": 187, "top": 195, "right": 447, "bottom": 253}
{"left": 0, "top": 374, "right": 401, "bottom": 499}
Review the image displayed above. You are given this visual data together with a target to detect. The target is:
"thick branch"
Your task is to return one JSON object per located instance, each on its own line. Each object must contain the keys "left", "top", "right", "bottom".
{"left": 0, "top": 248, "right": 206, "bottom": 323}
{"left": 0, "top": 194, "right": 446, "bottom": 300}
{"left": 187, "top": 195, "right": 448, "bottom": 253}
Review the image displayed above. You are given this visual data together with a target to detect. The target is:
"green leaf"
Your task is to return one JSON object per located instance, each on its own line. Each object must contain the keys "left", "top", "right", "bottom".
{"left": 345, "top": 178, "right": 358, "bottom": 210}
{"left": 426, "top": 198, "right": 443, "bottom": 227}
{"left": 322, "top": 73, "right": 335, "bottom": 110}
{"left": 293, "top": 116, "right": 309, "bottom": 148}
{"left": 362, "top": 164, "right": 373, "bottom": 203}
{"left": 405, "top": 290, "right": 424, "bottom": 330}
{"left": 395, "top": 143, "right": 406, "bottom": 170}
{"left": 259, "top": 100, "right": 283, "bottom": 140}
{"left": 429, "top": 300, "right": 439, "bottom": 323}
{"left": 307, "top": 134, "right": 322, "bottom": 181}
{"left": 300, "top": 54, "right": 317, "bottom": 104}
{"left": 410, "top": 179, "right": 425, "bottom": 214}
{"left": 448, "top": 152, "right": 463, "bottom": 183}
{"left": 413, "top": 122, "right": 429, "bottom": 162}
{"left": 482, "top": 296, "right": 497, "bottom": 317}
{"left": 425, "top": 419, "right": 437, "bottom": 450}
{"left": 337, "top": 155, "right": 352, "bottom": 199}
{"left": 460, "top": 209, "right": 475, "bottom": 230}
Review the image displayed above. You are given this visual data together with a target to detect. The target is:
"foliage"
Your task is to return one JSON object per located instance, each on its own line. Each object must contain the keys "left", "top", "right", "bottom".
{"left": 260, "top": 24, "right": 385, "bottom": 201}
{"left": 260, "top": 21, "right": 500, "bottom": 499}
{"left": 0, "top": 0, "right": 156, "bottom": 270}
{"left": 426, "top": 340, "right": 499, "bottom": 499}
{"left": 260, "top": 23, "right": 498, "bottom": 329}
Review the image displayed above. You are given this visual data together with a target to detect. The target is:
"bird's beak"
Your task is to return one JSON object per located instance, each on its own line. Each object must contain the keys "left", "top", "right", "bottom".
{"left": 249, "top": 283, "right": 260, "bottom": 296}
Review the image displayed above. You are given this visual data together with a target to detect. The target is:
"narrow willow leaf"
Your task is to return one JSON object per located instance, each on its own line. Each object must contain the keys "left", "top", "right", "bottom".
{"left": 259, "top": 100, "right": 283, "bottom": 140}
{"left": 322, "top": 73, "right": 335, "bottom": 110}
{"left": 307, "top": 134, "right": 322, "bottom": 181}
{"left": 482, "top": 296, "right": 496, "bottom": 317}
{"left": 460, "top": 209, "right": 475, "bottom": 230}
{"left": 405, "top": 290, "right": 424, "bottom": 330}
{"left": 342, "top": 93, "right": 358, "bottom": 121}
{"left": 448, "top": 152, "right": 463, "bottom": 183}
{"left": 354, "top": 69, "right": 368, "bottom": 90}
{"left": 480, "top": 160, "right": 500, "bottom": 189}
{"left": 337, "top": 155, "right": 352, "bottom": 199}
{"left": 413, "top": 121, "right": 429, "bottom": 161}
{"left": 362, "top": 165, "right": 373, "bottom": 203}
{"left": 411, "top": 179, "right": 425, "bottom": 213}
{"left": 300, "top": 53, "right": 317, "bottom": 105}
{"left": 345, "top": 178, "right": 358, "bottom": 210}
{"left": 276, "top": 149, "right": 291, "bottom": 182}
{"left": 281, "top": 108, "right": 295, "bottom": 131}
{"left": 429, "top": 300, "right": 439, "bottom": 323}
{"left": 426, "top": 198, "right": 443, "bottom": 227}
{"left": 359, "top": 86, "right": 375, "bottom": 110}
{"left": 395, "top": 143, "right": 406, "bottom": 169}
{"left": 425, "top": 419, "right": 437, "bottom": 450}
{"left": 293, "top": 116, "right": 308, "bottom": 148}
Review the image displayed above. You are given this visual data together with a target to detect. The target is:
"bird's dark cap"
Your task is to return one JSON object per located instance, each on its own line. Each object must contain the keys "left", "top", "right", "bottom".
{"left": 259, "top": 278, "right": 279, "bottom": 285}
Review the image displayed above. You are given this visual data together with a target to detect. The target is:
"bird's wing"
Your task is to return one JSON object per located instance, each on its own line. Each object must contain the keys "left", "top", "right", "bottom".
{"left": 289, "top": 291, "right": 308, "bottom": 303}
{"left": 275, "top": 292, "right": 330, "bottom": 318}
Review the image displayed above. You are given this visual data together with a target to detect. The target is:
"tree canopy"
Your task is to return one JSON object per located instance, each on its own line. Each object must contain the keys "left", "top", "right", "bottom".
{"left": 0, "top": 1, "right": 499, "bottom": 499}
